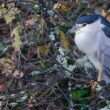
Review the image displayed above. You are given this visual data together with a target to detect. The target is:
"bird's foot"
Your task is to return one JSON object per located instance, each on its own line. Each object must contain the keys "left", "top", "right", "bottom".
{"left": 91, "top": 80, "right": 99, "bottom": 92}
{"left": 91, "top": 69, "right": 102, "bottom": 91}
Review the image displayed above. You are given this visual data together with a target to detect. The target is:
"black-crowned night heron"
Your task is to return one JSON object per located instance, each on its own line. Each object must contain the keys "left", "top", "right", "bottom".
{"left": 68, "top": 13, "right": 110, "bottom": 84}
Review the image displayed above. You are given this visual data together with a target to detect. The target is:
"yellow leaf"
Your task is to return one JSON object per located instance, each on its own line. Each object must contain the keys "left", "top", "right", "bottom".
{"left": 36, "top": 45, "right": 49, "bottom": 57}
{"left": 60, "top": 31, "right": 70, "bottom": 49}
{"left": 60, "top": 3, "right": 69, "bottom": 12}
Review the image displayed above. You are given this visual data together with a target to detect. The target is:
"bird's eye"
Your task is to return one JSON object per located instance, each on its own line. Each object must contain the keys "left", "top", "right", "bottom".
{"left": 82, "top": 23, "right": 87, "bottom": 27}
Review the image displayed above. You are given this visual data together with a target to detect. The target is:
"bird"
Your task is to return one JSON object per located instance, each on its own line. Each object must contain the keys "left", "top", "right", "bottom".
{"left": 68, "top": 13, "right": 110, "bottom": 84}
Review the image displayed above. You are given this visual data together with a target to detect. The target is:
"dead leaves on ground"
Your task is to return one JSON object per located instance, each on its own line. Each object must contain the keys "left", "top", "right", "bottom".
{"left": 4, "top": 7, "right": 20, "bottom": 24}
{"left": 0, "top": 58, "right": 24, "bottom": 78}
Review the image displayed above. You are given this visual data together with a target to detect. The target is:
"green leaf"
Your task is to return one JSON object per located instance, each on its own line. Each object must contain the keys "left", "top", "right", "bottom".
{"left": 71, "top": 89, "right": 89, "bottom": 101}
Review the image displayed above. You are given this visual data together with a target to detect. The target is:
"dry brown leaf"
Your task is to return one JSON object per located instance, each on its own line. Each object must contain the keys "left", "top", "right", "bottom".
{"left": 0, "top": 81, "right": 7, "bottom": 92}
{"left": 102, "top": 9, "right": 110, "bottom": 21}
{"left": 60, "top": 31, "right": 70, "bottom": 49}
{"left": 1, "top": 58, "right": 15, "bottom": 76}
{"left": 53, "top": 2, "right": 61, "bottom": 10}
{"left": 13, "top": 70, "right": 24, "bottom": 78}
{"left": 25, "top": 18, "right": 35, "bottom": 26}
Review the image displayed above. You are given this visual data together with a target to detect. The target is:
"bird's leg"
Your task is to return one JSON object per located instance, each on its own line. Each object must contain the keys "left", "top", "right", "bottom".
{"left": 91, "top": 80, "right": 98, "bottom": 91}
{"left": 97, "top": 67, "right": 102, "bottom": 82}
{"left": 91, "top": 67, "right": 102, "bottom": 91}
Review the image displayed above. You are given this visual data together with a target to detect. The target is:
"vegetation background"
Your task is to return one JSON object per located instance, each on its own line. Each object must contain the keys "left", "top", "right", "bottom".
{"left": 0, "top": 0, "right": 110, "bottom": 110}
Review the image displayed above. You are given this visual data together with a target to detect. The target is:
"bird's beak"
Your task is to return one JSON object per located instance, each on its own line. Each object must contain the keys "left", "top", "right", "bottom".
{"left": 66, "top": 26, "right": 79, "bottom": 35}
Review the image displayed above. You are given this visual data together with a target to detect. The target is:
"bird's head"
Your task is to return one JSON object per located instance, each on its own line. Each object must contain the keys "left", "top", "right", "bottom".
{"left": 67, "top": 14, "right": 104, "bottom": 34}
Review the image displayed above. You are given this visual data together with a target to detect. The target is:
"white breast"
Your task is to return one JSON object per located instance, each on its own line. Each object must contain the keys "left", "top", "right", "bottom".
{"left": 74, "top": 31, "right": 98, "bottom": 54}
{"left": 74, "top": 19, "right": 102, "bottom": 55}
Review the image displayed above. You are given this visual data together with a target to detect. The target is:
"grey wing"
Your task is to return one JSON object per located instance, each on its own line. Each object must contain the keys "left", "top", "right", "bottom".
{"left": 102, "top": 27, "right": 110, "bottom": 38}
{"left": 100, "top": 54, "right": 110, "bottom": 84}
{"left": 97, "top": 29, "right": 110, "bottom": 83}
{"left": 100, "top": 26, "right": 110, "bottom": 55}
